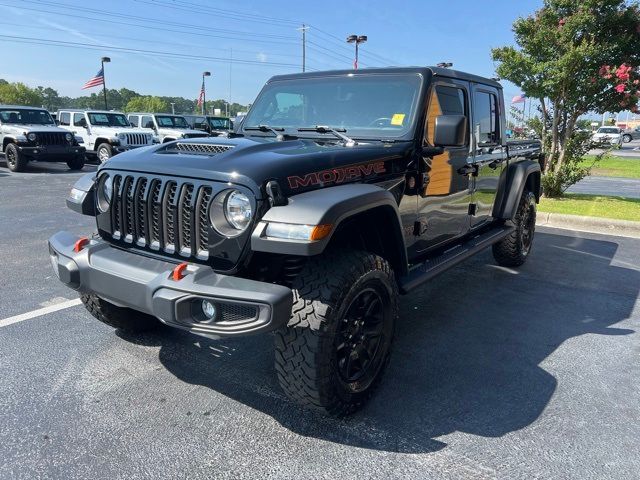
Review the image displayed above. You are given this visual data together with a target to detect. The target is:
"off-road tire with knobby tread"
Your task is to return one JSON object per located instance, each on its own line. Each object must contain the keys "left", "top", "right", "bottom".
{"left": 81, "top": 293, "right": 159, "bottom": 333}
{"left": 492, "top": 189, "right": 536, "bottom": 267}
{"left": 274, "top": 250, "right": 398, "bottom": 417}
{"left": 5, "top": 143, "right": 28, "bottom": 172}
{"left": 66, "top": 155, "right": 85, "bottom": 170}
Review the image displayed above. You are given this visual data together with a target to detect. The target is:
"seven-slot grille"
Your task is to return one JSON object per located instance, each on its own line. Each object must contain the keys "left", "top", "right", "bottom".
{"left": 125, "top": 133, "right": 149, "bottom": 146}
{"left": 109, "top": 174, "right": 213, "bottom": 259}
{"left": 35, "top": 132, "right": 68, "bottom": 146}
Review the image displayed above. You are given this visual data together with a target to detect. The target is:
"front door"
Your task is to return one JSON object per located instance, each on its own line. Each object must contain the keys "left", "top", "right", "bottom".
{"left": 410, "top": 81, "right": 472, "bottom": 258}
{"left": 470, "top": 86, "right": 505, "bottom": 227}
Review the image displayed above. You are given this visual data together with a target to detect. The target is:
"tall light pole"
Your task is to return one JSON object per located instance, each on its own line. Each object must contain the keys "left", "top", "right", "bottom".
{"left": 346, "top": 35, "right": 367, "bottom": 70}
{"left": 170, "top": 102, "right": 175, "bottom": 114}
{"left": 202, "top": 71, "right": 211, "bottom": 115}
{"left": 101, "top": 56, "right": 110, "bottom": 110}
{"left": 298, "top": 24, "right": 309, "bottom": 72}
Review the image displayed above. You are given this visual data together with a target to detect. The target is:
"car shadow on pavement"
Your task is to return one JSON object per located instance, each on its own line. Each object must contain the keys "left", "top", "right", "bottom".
{"left": 119, "top": 230, "right": 639, "bottom": 454}
{"left": 0, "top": 159, "right": 97, "bottom": 174}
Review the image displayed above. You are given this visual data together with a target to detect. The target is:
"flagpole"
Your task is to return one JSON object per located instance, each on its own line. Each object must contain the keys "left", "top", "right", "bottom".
{"left": 101, "top": 57, "right": 110, "bottom": 110}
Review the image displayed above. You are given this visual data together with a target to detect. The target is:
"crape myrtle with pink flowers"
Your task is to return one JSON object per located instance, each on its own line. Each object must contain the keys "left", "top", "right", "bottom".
{"left": 492, "top": 0, "right": 640, "bottom": 197}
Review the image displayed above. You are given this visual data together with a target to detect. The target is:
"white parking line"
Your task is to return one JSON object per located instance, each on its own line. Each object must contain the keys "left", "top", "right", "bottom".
{"left": 0, "top": 299, "right": 82, "bottom": 328}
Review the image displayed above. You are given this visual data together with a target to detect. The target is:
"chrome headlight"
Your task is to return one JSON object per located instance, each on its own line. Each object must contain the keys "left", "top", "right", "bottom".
{"left": 209, "top": 190, "right": 252, "bottom": 237}
{"left": 27, "top": 132, "right": 37, "bottom": 141}
{"left": 96, "top": 174, "right": 113, "bottom": 213}
{"left": 65, "top": 132, "right": 73, "bottom": 142}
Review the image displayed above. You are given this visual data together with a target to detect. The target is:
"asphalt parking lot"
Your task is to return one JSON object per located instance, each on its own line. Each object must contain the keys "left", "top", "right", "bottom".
{"left": 1, "top": 160, "right": 639, "bottom": 480}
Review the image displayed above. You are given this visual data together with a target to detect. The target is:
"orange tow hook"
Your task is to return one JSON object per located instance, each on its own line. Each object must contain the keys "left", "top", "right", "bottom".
{"left": 172, "top": 262, "right": 189, "bottom": 281}
{"left": 73, "top": 237, "right": 90, "bottom": 253}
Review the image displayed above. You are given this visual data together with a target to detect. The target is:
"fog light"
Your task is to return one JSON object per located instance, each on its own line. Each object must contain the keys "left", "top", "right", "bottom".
{"left": 201, "top": 300, "right": 217, "bottom": 320}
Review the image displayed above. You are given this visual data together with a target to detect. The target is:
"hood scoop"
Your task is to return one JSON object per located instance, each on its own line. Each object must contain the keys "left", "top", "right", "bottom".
{"left": 170, "top": 142, "right": 235, "bottom": 156}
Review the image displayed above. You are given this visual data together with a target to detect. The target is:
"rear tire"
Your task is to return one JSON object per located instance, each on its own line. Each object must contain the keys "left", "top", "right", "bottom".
{"left": 5, "top": 143, "right": 28, "bottom": 172}
{"left": 623, "top": 134, "right": 632, "bottom": 143}
{"left": 492, "top": 190, "right": 537, "bottom": 267}
{"left": 66, "top": 155, "right": 85, "bottom": 170}
{"left": 81, "top": 294, "right": 159, "bottom": 333}
{"left": 274, "top": 250, "right": 398, "bottom": 417}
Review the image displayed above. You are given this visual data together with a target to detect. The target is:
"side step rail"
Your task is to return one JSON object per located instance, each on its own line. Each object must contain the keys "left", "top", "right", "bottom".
{"left": 398, "top": 225, "right": 514, "bottom": 294}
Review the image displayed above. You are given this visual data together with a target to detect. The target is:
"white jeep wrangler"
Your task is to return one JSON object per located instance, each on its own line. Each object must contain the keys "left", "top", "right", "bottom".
{"left": 57, "top": 109, "right": 157, "bottom": 163}
{"left": 127, "top": 113, "right": 209, "bottom": 143}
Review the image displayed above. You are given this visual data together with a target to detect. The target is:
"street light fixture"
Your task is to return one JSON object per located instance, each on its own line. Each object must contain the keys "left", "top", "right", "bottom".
{"left": 202, "top": 71, "right": 211, "bottom": 115}
{"left": 101, "top": 56, "right": 111, "bottom": 110}
{"left": 436, "top": 62, "right": 453, "bottom": 68}
{"left": 346, "top": 34, "right": 367, "bottom": 70}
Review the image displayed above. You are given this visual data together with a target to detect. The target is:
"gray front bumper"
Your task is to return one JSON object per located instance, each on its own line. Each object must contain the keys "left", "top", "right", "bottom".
{"left": 48, "top": 231, "right": 293, "bottom": 337}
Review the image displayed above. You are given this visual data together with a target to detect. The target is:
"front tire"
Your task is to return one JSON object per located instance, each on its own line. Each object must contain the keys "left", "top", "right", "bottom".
{"left": 5, "top": 143, "right": 28, "bottom": 172}
{"left": 274, "top": 250, "right": 398, "bottom": 416}
{"left": 81, "top": 294, "right": 159, "bottom": 333}
{"left": 492, "top": 189, "right": 537, "bottom": 267}
{"left": 96, "top": 143, "right": 112, "bottom": 163}
{"left": 66, "top": 155, "right": 85, "bottom": 170}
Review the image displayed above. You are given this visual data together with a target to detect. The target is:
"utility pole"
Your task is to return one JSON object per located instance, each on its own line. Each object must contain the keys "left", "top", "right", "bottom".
{"left": 346, "top": 35, "right": 367, "bottom": 70}
{"left": 170, "top": 102, "right": 175, "bottom": 114}
{"left": 202, "top": 71, "right": 211, "bottom": 115}
{"left": 298, "top": 24, "right": 308, "bottom": 72}
{"left": 101, "top": 56, "right": 110, "bottom": 110}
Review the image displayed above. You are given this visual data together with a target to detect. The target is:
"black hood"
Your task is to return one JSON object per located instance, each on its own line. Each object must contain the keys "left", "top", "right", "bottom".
{"left": 102, "top": 136, "right": 413, "bottom": 198}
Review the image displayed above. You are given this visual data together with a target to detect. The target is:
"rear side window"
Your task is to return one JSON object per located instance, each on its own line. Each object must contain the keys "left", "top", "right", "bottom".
{"left": 473, "top": 90, "right": 499, "bottom": 145}
{"left": 59, "top": 112, "right": 70, "bottom": 126}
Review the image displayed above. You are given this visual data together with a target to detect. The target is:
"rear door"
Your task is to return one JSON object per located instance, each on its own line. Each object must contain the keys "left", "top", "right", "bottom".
{"left": 470, "top": 85, "right": 505, "bottom": 227}
{"left": 412, "top": 80, "right": 472, "bottom": 255}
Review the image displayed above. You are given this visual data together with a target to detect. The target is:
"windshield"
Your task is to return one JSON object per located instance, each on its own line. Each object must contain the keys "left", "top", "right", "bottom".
{"left": 0, "top": 108, "right": 54, "bottom": 125}
{"left": 88, "top": 112, "right": 129, "bottom": 127}
{"left": 208, "top": 117, "right": 231, "bottom": 129}
{"left": 243, "top": 73, "right": 423, "bottom": 139}
{"left": 597, "top": 128, "right": 619, "bottom": 134}
{"left": 156, "top": 115, "right": 189, "bottom": 128}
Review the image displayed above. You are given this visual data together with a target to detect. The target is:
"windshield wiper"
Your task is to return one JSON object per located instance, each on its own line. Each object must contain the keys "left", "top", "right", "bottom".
{"left": 244, "top": 124, "right": 289, "bottom": 141}
{"left": 297, "top": 126, "right": 356, "bottom": 146}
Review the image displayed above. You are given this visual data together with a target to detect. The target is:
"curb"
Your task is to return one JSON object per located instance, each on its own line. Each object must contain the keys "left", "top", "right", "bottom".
{"left": 537, "top": 212, "right": 640, "bottom": 238}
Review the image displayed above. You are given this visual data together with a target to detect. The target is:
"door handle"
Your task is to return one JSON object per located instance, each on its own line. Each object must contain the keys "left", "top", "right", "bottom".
{"left": 457, "top": 164, "right": 478, "bottom": 176}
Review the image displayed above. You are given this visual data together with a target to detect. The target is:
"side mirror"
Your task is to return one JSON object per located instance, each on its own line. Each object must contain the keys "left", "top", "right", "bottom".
{"left": 433, "top": 115, "right": 467, "bottom": 147}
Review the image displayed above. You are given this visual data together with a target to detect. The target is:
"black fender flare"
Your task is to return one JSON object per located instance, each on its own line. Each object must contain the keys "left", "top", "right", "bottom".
{"left": 492, "top": 159, "right": 541, "bottom": 220}
{"left": 251, "top": 183, "right": 408, "bottom": 275}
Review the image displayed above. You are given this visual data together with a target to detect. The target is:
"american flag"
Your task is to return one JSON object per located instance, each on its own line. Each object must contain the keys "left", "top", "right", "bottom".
{"left": 197, "top": 78, "right": 205, "bottom": 107}
{"left": 82, "top": 68, "right": 104, "bottom": 90}
{"left": 511, "top": 93, "right": 527, "bottom": 104}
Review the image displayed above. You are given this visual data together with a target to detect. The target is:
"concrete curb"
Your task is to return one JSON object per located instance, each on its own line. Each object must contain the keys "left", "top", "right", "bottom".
{"left": 537, "top": 212, "right": 640, "bottom": 238}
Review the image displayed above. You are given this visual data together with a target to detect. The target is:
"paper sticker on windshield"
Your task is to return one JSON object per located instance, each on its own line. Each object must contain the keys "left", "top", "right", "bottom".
{"left": 391, "top": 113, "right": 405, "bottom": 126}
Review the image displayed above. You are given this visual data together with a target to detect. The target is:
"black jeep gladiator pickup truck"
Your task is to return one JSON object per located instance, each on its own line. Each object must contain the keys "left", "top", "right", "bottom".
{"left": 49, "top": 67, "right": 542, "bottom": 416}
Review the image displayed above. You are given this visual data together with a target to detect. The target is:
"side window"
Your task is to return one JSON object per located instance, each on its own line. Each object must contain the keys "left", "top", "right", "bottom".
{"left": 141, "top": 116, "right": 154, "bottom": 129}
{"left": 73, "top": 113, "right": 85, "bottom": 126}
{"left": 59, "top": 112, "right": 70, "bottom": 126}
{"left": 425, "top": 84, "right": 468, "bottom": 145}
{"left": 128, "top": 115, "right": 139, "bottom": 127}
{"left": 473, "top": 91, "right": 499, "bottom": 146}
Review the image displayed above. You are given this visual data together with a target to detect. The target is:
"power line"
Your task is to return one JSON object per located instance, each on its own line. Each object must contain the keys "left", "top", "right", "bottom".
{"left": 0, "top": 2, "right": 297, "bottom": 46}
{"left": 0, "top": 34, "right": 302, "bottom": 68}
{"left": 0, "top": 20, "right": 301, "bottom": 59}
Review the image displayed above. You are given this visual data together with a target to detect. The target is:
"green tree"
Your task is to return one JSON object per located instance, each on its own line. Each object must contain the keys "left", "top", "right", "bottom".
{"left": 0, "top": 81, "right": 43, "bottom": 106}
{"left": 124, "top": 96, "right": 169, "bottom": 113}
{"left": 492, "top": 0, "right": 640, "bottom": 196}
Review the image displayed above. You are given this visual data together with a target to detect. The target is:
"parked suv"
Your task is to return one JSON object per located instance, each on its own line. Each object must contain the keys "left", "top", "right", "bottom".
{"left": 591, "top": 126, "right": 623, "bottom": 148}
{"left": 57, "top": 109, "right": 156, "bottom": 163}
{"left": 183, "top": 115, "right": 233, "bottom": 136}
{"left": 127, "top": 113, "right": 209, "bottom": 143}
{"left": 50, "top": 67, "right": 542, "bottom": 416}
{"left": 0, "top": 105, "right": 85, "bottom": 172}
{"left": 622, "top": 126, "right": 640, "bottom": 143}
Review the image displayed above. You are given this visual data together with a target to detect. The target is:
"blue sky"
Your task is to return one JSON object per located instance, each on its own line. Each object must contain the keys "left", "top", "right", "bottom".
{"left": 0, "top": 0, "right": 542, "bottom": 105}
